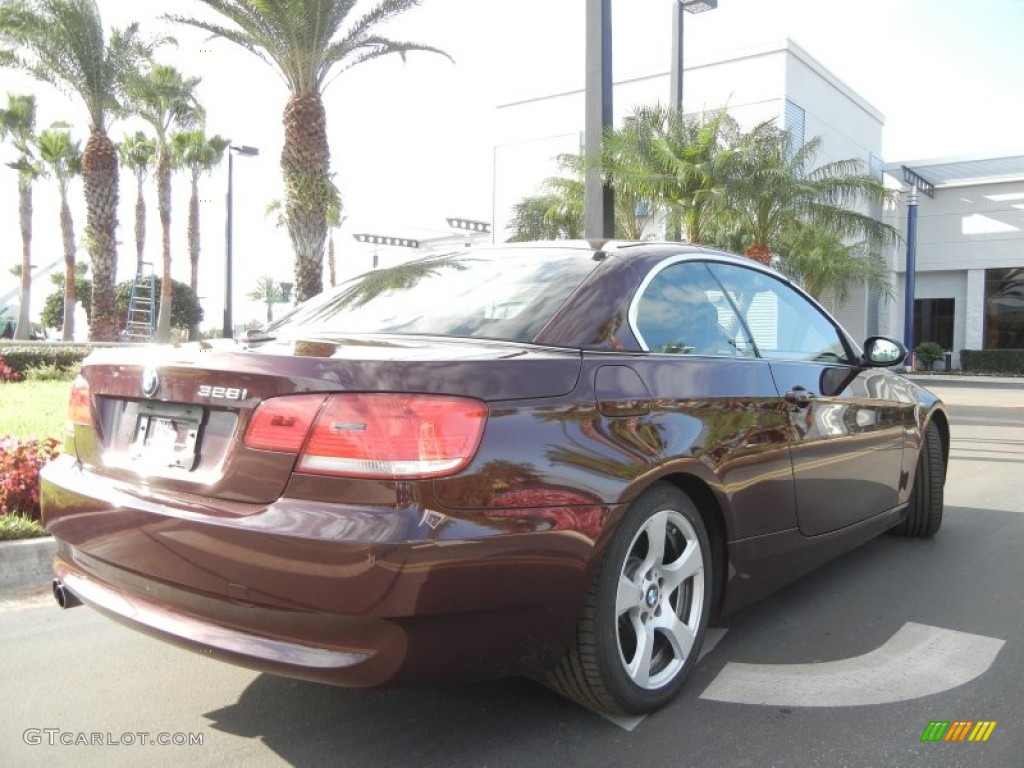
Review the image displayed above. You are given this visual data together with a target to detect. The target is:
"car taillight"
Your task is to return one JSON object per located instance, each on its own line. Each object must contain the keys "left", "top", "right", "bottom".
{"left": 297, "top": 393, "right": 487, "bottom": 479}
{"left": 244, "top": 394, "right": 327, "bottom": 452}
{"left": 66, "top": 375, "right": 92, "bottom": 432}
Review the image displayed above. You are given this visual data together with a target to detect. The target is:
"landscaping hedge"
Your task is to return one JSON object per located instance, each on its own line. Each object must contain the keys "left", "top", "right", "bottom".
{"left": 960, "top": 349, "right": 1024, "bottom": 374}
{"left": 0, "top": 342, "right": 121, "bottom": 376}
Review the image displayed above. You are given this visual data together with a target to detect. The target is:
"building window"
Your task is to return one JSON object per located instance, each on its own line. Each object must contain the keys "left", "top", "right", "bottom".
{"left": 784, "top": 99, "right": 805, "bottom": 155}
{"left": 914, "top": 298, "right": 955, "bottom": 349}
{"left": 984, "top": 268, "right": 1024, "bottom": 349}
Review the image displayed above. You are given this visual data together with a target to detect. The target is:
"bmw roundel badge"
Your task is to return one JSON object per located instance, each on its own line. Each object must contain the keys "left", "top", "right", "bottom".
{"left": 141, "top": 366, "right": 160, "bottom": 398}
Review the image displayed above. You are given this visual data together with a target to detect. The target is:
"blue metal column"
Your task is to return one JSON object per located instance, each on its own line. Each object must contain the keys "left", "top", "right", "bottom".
{"left": 903, "top": 185, "right": 919, "bottom": 365}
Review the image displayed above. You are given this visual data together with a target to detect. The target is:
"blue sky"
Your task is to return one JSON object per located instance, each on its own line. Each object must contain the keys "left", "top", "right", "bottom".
{"left": 2, "top": 0, "right": 1022, "bottom": 330}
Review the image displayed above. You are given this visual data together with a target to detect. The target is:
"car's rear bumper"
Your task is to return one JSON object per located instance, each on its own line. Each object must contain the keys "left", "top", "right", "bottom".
{"left": 41, "top": 453, "right": 609, "bottom": 686}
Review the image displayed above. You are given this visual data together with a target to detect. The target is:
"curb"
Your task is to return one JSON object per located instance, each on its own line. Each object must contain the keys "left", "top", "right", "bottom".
{"left": 0, "top": 537, "right": 56, "bottom": 595}
{"left": 905, "top": 374, "right": 1024, "bottom": 389}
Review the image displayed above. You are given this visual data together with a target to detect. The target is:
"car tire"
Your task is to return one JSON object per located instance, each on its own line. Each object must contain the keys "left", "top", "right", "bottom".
{"left": 891, "top": 420, "right": 944, "bottom": 537}
{"left": 544, "top": 483, "right": 712, "bottom": 714}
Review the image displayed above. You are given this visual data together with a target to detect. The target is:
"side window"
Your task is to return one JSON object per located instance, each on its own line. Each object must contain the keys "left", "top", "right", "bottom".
{"left": 634, "top": 261, "right": 756, "bottom": 356}
{"left": 707, "top": 263, "right": 851, "bottom": 363}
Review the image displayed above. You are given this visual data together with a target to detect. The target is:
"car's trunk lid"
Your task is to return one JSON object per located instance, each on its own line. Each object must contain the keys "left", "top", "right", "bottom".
{"left": 72, "top": 336, "right": 582, "bottom": 504}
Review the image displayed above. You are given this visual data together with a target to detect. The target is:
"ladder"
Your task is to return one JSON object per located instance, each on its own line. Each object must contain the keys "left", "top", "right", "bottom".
{"left": 124, "top": 263, "right": 156, "bottom": 341}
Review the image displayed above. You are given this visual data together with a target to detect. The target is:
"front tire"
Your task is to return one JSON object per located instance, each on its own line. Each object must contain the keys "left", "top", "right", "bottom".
{"left": 892, "top": 420, "right": 945, "bottom": 537}
{"left": 545, "top": 484, "right": 712, "bottom": 714}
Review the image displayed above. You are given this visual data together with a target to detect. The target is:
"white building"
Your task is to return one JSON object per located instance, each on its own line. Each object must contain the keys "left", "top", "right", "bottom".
{"left": 883, "top": 156, "right": 1024, "bottom": 367}
{"left": 490, "top": 38, "right": 886, "bottom": 339}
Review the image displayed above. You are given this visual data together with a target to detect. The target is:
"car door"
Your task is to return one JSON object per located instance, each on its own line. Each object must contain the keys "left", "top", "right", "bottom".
{"left": 706, "top": 262, "right": 908, "bottom": 537}
{"left": 629, "top": 259, "right": 799, "bottom": 540}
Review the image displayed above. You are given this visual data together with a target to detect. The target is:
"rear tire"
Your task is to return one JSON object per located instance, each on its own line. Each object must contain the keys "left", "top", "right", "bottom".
{"left": 892, "top": 421, "right": 944, "bottom": 537}
{"left": 544, "top": 484, "right": 712, "bottom": 714}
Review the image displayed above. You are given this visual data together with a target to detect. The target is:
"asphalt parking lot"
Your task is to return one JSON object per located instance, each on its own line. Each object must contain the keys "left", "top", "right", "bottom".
{"left": 1, "top": 376, "right": 1021, "bottom": 767}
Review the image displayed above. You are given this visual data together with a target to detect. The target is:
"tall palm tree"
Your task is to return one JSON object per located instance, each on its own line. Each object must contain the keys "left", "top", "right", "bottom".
{"left": 0, "top": 93, "right": 40, "bottom": 340}
{"left": 0, "top": 0, "right": 167, "bottom": 341}
{"left": 117, "top": 131, "right": 156, "bottom": 276}
{"left": 171, "top": 129, "right": 229, "bottom": 293}
{"left": 167, "top": 0, "right": 450, "bottom": 303}
{"left": 325, "top": 191, "right": 345, "bottom": 288}
{"left": 37, "top": 125, "right": 82, "bottom": 340}
{"left": 720, "top": 126, "right": 899, "bottom": 266}
{"left": 126, "top": 64, "right": 204, "bottom": 343}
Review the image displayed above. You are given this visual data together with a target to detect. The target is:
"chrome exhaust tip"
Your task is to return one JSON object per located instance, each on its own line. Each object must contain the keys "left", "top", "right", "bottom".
{"left": 52, "top": 579, "right": 82, "bottom": 609}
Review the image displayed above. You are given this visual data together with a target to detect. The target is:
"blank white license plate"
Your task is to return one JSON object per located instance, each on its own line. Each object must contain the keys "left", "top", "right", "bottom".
{"left": 130, "top": 403, "right": 203, "bottom": 470}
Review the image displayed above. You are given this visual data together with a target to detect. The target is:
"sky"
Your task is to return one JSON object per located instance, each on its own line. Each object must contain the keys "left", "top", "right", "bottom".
{"left": 2, "top": 0, "right": 1023, "bottom": 333}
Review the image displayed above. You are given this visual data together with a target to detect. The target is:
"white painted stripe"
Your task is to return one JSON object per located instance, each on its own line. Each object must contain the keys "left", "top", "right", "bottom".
{"left": 699, "top": 622, "right": 1004, "bottom": 707}
{"left": 599, "top": 627, "right": 729, "bottom": 731}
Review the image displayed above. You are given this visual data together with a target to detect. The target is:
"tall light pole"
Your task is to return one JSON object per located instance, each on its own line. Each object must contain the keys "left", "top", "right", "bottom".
{"left": 223, "top": 144, "right": 259, "bottom": 338}
{"left": 671, "top": 0, "right": 718, "bottom": 114}
{"left": 899, "top": 165, "right": 934, "bottom": 366}
{"left": 584, "top": 0, "right": 614, "bottom": 240}
{"left": 669, "top": 0, "right": 717, "bottom": 241}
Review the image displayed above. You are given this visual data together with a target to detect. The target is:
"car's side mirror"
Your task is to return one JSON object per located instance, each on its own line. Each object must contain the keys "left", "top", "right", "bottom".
{"left": 861, "top": 336, "right": 907, "bottom": 367}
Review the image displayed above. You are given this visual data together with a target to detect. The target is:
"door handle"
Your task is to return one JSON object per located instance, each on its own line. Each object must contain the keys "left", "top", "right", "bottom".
{"left": 784, "top": 386, "right": 816, "bottom": 407}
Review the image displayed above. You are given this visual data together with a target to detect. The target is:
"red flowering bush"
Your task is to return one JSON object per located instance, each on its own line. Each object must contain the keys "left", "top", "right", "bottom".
{"left": 0, "top": 435, "right": 59, "bottom": 521}
{"left": 0, "top": 356, "right": 19, "bottom": 383}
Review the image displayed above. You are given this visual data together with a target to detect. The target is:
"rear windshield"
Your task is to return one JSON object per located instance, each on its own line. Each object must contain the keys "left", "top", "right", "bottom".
{"left": 266, "top": 247, "right": 598, "bottom": 343}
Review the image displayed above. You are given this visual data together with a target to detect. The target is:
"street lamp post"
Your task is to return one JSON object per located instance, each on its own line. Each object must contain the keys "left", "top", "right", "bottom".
{"left": 223, "top": 144, "right": 259, "bottom": 339}
{"left": 584, "top": 0, "right": 614, "bottom": 240}
{"left": 671, "top": 0, "right": 718, "bottom": 113}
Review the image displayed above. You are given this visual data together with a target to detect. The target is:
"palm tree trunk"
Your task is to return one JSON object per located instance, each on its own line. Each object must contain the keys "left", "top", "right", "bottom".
{"left": 60, "top": 192, "right": 77, "bottom": 341}
{"left": 14, "top": 180, "right": 32, "bottom": 340}
{"left": 82, "top": 130, "right": 120, "bottom": 342}
{"left": 135, "top": 177, "right": 146, "bottom": 275}
{"left": 328, "top": 232, "right": 336, "bottom": 288}
{"left": 282, "top": 94, "right": 329, "bottom": 302}
{"left": 187, "top": 173, "right": 201, "bottom": 341}
{"left": 154, "top": 149, "right": 173, "bottom": 342}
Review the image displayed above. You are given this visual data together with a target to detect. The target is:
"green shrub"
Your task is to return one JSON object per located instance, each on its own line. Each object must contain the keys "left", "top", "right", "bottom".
{"left": 914, "top": 341, "right": 946, "bottom": 370}
{"left": 960, "top": 349, "right": 1024, "bottom": 374}
{"left": 0, "top": 342, "right": 103, "bottom": 376}
{"left": 0, "top": 513, "right": 47, "bottom": 541}
{"left": 22, "top": 362, "right": 79, "bottom": 382}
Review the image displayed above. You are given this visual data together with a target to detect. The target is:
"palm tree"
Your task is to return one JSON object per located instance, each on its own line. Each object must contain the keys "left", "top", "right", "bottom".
{"left": 0, "top": 93, "right": 41, "bottom": 340}
{"left": 547, "top": 151, "right": 654, "bottom": 240}
{"left": 172, "top": 129, "right": 229, "bottom": 295}
{"left": 126, "top": 64, "right": 204, "bottom": 343}
{"left": 117, "top": 131, "right": 156, "bottom": 276}
{"left": 247, "top": 275, "right": 287, "bottom": 324}
{"left": 325, "top": 191, "right": 345, "bottom": 288}
{"left": 37, "top": 125, "right": 83, "bottom": 340}
{"left": 775, "top": 224, "right": 890, "bottom": 305}
{"left": 506, "top": 193, "right": 583, "bottom": 242}
{"left": 0, "top": 0, "right": 167, "bottom": 341}
{"left": 719, "top": 125, "right": 899, "bottom": 266}
{"left": 166, "top": 0, "right": 450, "bottom": 303}
{"left": 598, "top": 105, "right": 739, "bottom": 243}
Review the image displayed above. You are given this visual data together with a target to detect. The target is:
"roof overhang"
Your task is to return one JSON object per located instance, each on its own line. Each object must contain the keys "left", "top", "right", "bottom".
{"left": 883, "top": 154, "right": 1024, "bottom": 191}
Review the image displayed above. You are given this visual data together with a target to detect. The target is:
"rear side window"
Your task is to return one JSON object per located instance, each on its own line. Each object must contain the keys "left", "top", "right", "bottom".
{"left": 634, "top": 261, "right": 755, "bottom": 356}
{"left": 267, "top": 248, "right": 598, "bottom": 343}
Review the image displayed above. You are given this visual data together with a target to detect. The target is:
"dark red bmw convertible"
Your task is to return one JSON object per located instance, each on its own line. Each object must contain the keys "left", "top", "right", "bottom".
{"left": 41, "top": 241, "right": 948, "bottom": 714}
